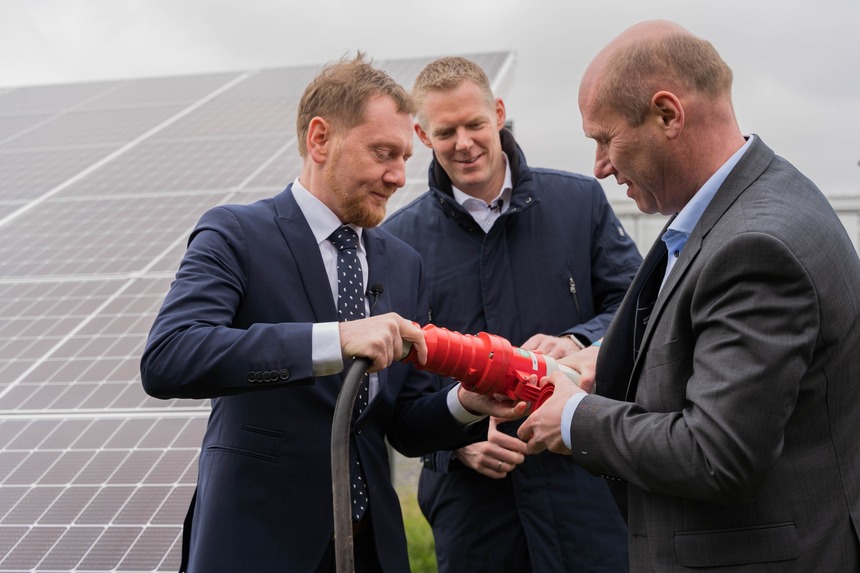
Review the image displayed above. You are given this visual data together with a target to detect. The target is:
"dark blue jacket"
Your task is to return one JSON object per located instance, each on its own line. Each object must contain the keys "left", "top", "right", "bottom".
{"left": 386, "top": 130, "right": 640, "bottom": 346}
{"left": 383, "top": 130, "right": 641, "bottom": 571}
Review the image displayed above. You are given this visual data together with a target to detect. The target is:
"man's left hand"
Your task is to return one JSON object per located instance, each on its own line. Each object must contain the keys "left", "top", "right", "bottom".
{"left": 457, "top": 385, "right": 529, "bottom": 420}
{"left": 520, "top": 333, "right": 582, "bottom": 360}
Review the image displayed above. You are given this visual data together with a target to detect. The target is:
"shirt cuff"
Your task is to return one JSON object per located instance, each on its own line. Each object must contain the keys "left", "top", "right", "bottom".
{"left": 447, "top": 385, "right": 487, "bottom": 425}
{"left": 561, "top": 392, "right": 588, "bottom": 450}
{"left": 313, "top": 322, "right": 344, "bottom": 376}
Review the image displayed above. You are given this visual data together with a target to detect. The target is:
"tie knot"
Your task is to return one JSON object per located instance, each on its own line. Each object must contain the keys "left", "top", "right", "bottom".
{"left": 328, "top": 226, "right": 359, "bottom": 251}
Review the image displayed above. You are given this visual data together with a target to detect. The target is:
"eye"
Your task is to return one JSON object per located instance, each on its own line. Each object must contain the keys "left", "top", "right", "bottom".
{"left": 374, "top": 148, "right": 391, "bottom": 161}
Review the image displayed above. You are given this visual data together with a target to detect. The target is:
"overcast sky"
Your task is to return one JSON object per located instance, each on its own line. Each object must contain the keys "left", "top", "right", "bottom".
{"left": 1, "top": 0, "right": 858, "bottom": 197}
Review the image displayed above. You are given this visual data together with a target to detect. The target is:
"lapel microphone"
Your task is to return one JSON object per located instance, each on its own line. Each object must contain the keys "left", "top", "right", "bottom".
{"left": 367, "top": 283, "right": 384, "bottom": 313}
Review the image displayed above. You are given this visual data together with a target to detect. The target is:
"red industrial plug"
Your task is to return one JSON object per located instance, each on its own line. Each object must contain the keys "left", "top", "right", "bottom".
{"left": 401, "top": 324, "right": 580, "bottom": 409}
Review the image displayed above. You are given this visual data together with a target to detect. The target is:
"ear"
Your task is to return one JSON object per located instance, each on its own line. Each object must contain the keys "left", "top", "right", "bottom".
{"left": 414, "top": 122, "right": 433, "bottom": 149}
{"left": 495, "top": 98, "right": 507, "bottom": 130}
{"left": 651, "top": 91, "right": 684, "bottom": 139}
{"left": 307, "top": 116, "right": 332, "bottom": 163}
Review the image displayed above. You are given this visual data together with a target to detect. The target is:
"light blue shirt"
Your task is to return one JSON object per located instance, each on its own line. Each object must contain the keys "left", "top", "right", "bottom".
{"left": 560, "top": 136, "right": 754, "bottom": 450}
{"left": 659, "top": 136, "right": 754, "bottom": 290}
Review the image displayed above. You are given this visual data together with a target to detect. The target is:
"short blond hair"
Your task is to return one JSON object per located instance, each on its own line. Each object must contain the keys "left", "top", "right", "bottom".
{"left": 296, "top": 52, "right": 415, "bottom": 157}
{"left": 600, "top": 32, "right": 733, "bottom": 126}
{"left": 411, "top": 56, "right": 495, "bottom": 126}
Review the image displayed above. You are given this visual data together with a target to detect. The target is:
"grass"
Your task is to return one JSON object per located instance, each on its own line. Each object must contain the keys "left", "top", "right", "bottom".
{"left": 398, "top": 487, "right": 437, "bottom": 573}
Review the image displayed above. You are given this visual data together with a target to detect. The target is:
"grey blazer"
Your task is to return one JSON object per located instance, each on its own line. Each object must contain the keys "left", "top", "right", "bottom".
{"left": 571, "top": 136, "right": 860, "bottom": 571}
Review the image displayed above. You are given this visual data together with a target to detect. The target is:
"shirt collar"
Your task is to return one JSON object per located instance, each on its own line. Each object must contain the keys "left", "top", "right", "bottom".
{"left": 291, "top": 178, "right": 364, "bottom": 251}
{"left": 451, "top": 152, "right": 513, "bottom": 212}
{"left": 668, "top": 135, "right": 755, "bottom": 237}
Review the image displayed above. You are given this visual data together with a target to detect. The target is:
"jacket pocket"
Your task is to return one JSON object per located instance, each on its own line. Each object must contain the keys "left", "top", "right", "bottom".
{"left": 644, "top": 338, "right": 685, "bottom": 368}
{"left": 674, "top": 522, "right": 799, "bottom": 567}
{"left": 205, "top": 444, "right": 279, "bottom": 463}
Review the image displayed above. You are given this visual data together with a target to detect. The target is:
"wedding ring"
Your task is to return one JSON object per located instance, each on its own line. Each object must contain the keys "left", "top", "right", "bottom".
{"left": 497, "top": 460, "right": 503, "bottom": 470}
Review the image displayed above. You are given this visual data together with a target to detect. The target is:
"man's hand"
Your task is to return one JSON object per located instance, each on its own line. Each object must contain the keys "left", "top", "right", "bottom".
{"left": 518, "top": 371, "right": 584, "bottom": 455}
{"left": 339, "top": 313, "right": 427, "bottom": 373}
{"left": 454, "top": 417, "right": 527, "bottom": 478}
{"left": 559, "top": 344, "right": 600, "bottom": 394}
{"left": 520, "top": 333, "right": 582, "bottom": 360}
{"left": 457, "top": 385, "right": 529, "bottom": 420}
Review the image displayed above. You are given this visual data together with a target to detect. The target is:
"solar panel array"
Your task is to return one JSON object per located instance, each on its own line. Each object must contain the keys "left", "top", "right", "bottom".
{"left": 0, "top": 52, "right": 514, "bottom": 572}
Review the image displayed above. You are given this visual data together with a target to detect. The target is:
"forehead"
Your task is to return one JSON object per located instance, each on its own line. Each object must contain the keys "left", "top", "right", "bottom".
{"left": 343, "top": 95, "right": 413, "bottom": 144}
{"left": 421, "top": 81, "right": 494, "bottom": 123}
{"left": 580, "top": 97, "right": 625, "bottom": 140}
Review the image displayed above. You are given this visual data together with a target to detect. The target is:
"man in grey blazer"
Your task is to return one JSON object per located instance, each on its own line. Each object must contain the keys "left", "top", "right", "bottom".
{"left": 519, "top": 20, "right": 860, "bottom": 571}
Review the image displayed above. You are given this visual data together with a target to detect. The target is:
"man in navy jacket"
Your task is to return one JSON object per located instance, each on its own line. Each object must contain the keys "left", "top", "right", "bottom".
{"left": 140, "top": 53, "right": 524, "bottom": 573}
{"left": 383, "top": 56, "right": 641, "bottom": 572}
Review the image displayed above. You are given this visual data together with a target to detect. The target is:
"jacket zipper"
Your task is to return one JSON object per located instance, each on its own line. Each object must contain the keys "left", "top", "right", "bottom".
{"left": 569, "top": 276, "right": 581, "bottom": 319}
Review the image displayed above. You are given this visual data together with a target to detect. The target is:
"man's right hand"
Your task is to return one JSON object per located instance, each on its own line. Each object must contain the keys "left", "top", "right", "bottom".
{"left": 559, "top": 344, "right": 600, "bottom": 394}
{"left": 454, "top": 417, "right": 527, "bottom": 479}
{"left": 339, "top": 313, "right": 427, "bottom": 373}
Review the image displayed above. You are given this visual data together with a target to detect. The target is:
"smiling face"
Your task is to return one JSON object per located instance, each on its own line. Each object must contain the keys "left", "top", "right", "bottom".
{"left": 415, "top": 80, "right": 507, "bottom": 204}
{"left": 322, "top": 95, "right": 413, "bottom": 227}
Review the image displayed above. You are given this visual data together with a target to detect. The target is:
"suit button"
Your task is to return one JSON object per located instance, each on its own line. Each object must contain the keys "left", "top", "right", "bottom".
{"left": 279, "top": 369, "right": 290, "bottom": 381}
{"left": 247, "top": 372, "right": 256, "bottom": 383}
{"left": 254, "top": 371, "right": 265, "bottom": 383}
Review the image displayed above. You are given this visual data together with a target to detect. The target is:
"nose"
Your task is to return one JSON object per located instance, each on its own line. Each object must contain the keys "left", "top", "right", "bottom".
{"left": 454, "top": 128, "right": 472, "bottom": 152}
{"left": 383, "top": 157, "right": 407, "bottom": 189}
{"left": 593, "top": 146, "right": 615, "bottom": 180}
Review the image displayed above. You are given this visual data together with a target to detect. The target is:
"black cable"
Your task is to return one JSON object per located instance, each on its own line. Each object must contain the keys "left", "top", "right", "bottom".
{"left": 331, "top": 356, "right": 373, "bottom": 573}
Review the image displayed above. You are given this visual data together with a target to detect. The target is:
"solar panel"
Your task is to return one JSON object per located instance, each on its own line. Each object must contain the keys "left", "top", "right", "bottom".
{"left": 0, "top": 51, "right": 515, "bottom": 572}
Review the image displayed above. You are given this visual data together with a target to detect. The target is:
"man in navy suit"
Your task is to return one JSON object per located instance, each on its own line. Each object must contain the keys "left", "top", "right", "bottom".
{"left": 140, "top": 53, "right": 524, "bottom": 573}
{"left": 519, "top": 20, "right": 860, "bottom": 571}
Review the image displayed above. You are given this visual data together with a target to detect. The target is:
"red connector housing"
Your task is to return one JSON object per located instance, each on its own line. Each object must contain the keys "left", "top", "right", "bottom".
{"left": 402, "top": 324, "right": 564, "bottom": 409}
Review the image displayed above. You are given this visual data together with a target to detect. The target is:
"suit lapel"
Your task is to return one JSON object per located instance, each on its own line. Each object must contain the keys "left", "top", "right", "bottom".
{"left": 624, "top": 136, "right": 776, "bottom": 400}
{"left": 597, "top": 224, "right": 671, "bottom": 401}
{"left": 623, "top": 238, "right": 669, "bottom": 401}
{"left": 648, "top": 136, "right": 775, "bottom": 320}
{"left": 272, "top": 185, "right": 338, "bottom": 323}
{"left": 363, "top": 229, "right": 390, "bottom": 317}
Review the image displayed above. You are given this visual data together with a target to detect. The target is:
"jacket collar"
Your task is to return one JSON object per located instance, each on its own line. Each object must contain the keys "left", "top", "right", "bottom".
{"left": 428, "top": 128, "right": 540, "bottom": 221}
{"left": 657, "top": 135, "right": 772, "bottom": 304}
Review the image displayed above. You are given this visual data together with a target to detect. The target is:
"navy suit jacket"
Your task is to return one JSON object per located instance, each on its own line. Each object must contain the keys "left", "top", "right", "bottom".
{"left": 141, "top": 185, "right": 484, "bottom": 572}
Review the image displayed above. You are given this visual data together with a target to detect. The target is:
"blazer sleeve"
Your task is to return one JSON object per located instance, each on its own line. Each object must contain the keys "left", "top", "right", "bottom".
{"left": 570, "top": 231, "right": 818, "bottom": 504}
{"left": 140, "top": 206, "right": 316, "bottom": 399}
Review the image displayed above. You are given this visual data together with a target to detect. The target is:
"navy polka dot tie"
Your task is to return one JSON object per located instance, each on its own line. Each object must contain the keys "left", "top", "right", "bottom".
{"left": 328, "top": 225, "right": 369, "bottom": 521}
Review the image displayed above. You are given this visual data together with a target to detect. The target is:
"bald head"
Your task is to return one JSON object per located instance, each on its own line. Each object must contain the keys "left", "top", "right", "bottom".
{"left": 580, "top": 20, "right": 734, "bottom": 126}
{"left": 578, "top": 20, "right": 746, "bottom": 215}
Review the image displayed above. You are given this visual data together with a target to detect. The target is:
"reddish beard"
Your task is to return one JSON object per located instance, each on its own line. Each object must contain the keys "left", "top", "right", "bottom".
{"left": 324, "top": 147, "right": 394, "bottom": 228}
{"left": 335, "top": 185, "right": 393, "bottom": 228}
